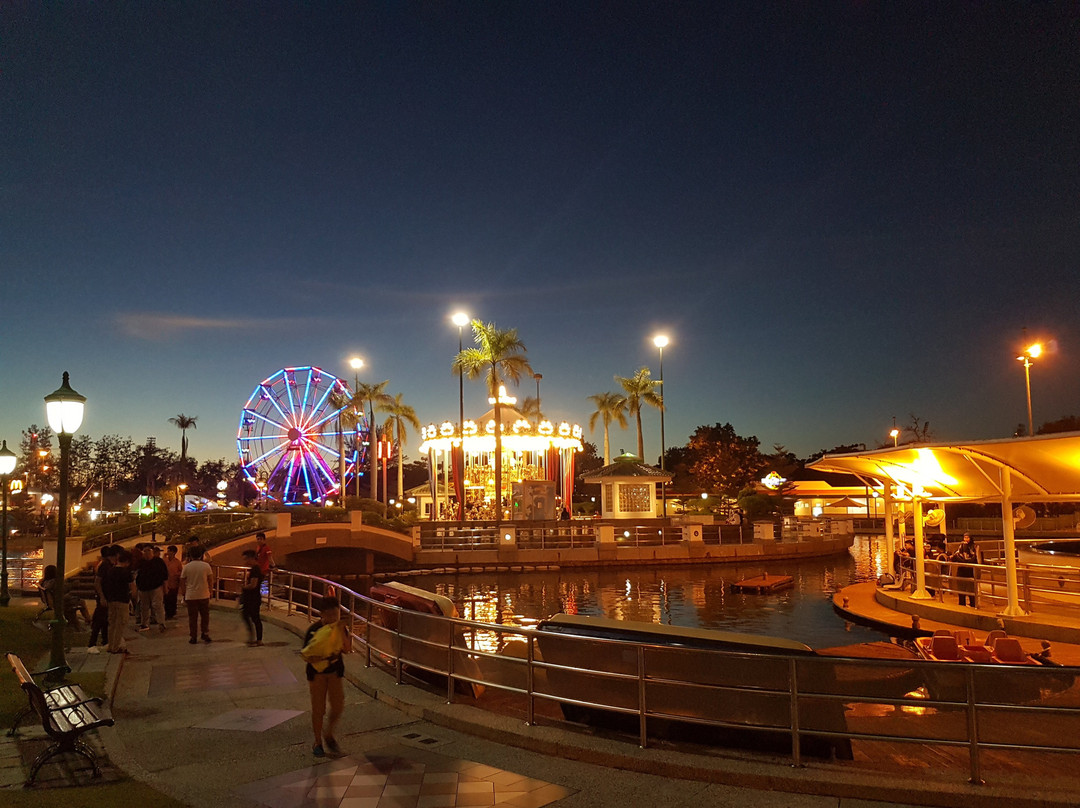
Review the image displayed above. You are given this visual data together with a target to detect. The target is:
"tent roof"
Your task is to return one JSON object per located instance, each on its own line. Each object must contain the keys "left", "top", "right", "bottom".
{"left": 581, "top": 453, "right": 673, "bottom": 482}
{"left": 807, "top": 432, "right": 1080, "bottom": 503}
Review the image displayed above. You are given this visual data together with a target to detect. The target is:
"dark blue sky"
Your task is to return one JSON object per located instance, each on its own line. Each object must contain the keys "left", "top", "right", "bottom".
{"left": 3, "top": 4, "right": 1079, "bottom": 466}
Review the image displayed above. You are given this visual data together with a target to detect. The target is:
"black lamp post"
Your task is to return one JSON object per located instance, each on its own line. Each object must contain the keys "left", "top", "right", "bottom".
{"left": 0, "top": 440, "right": 17, "bottom": 607}
{"left": 653, "top": 335, "right": 669, "bottom": 517}
{"left": 44, "top": 372, "right": 86, "bottom": 680}
{"left": 452, "top": 312, "right": 469, "bottom": 520}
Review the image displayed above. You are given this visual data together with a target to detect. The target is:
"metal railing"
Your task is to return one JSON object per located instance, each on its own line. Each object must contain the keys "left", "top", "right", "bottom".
{"left": 223, "top": 566, "right": 1080, "bottom": 787}
{"left": 699, "top": 524, "right": 751, "bottom": 545}
{"left": 514, "top": 523, "right": 597, "bottom": 550}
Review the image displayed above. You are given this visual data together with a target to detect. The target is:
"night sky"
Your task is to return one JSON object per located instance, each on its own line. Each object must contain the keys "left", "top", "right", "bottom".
{"left": 3, "top": 4, "right": 1079, "bottom": 468}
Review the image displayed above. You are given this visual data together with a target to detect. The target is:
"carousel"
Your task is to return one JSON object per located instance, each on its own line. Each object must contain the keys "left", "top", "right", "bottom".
{"left": 418, "top": 386, "right": 583, "bottom": 520}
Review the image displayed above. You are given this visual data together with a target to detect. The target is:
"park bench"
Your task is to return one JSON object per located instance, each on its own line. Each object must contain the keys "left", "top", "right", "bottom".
{"left": 5, "top": 653, "right": 114, "bottom": 787}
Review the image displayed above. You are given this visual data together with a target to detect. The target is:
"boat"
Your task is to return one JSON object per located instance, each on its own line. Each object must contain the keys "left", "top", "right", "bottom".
{"left": 913, "top": 630, "right": 1042, "bottom": 665}
{"left": 535, "top": 613, "right": 852, "bottom": 758}
{"left": 731, "top": 574, "right": 794, "bottom": 593}
{"left": 367, "top": 581, "right": 484, "bottom": 697}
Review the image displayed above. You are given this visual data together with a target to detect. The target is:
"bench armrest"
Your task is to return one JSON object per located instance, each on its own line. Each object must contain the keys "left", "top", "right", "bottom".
{"left": 30, "top": 664, "right": 72, "bottom": 679}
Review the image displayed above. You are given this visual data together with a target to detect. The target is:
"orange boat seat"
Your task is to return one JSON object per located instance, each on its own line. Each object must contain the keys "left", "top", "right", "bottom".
{"left": 992, "top": 638, "right": 1029, "bottom": 663}
{"left": 984, "top": 629, "right": 1007, "bottom": 650}
{"left": 930, "top": 635, "right": 961, "bottom": 661}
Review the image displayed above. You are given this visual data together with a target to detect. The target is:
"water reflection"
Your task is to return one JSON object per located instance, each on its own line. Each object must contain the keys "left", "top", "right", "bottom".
{"left": 400, "top": 535, "right": 892, "bottom": 649}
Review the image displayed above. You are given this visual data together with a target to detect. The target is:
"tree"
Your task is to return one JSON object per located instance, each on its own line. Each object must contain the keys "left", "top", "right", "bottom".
{"left": 453, "top": 320, "right": 532, "bottom": 520}
{"left": 682, "top": 423, "right": 767, "bottom": 497}
{"left": 167, "top": 414, "right": 198, "bottom": 474}
{"left": 616, "top": 367, "right": 663, "bottom": 460}
{"left": 903, "top": 413, "right": 932, "bottom": 444}
{"left": 518, "top": 396, "right": 542, "bottom": 425}
{"left": 381, "top": 393, "right": 421, "bottom": 500}
{"left": 587, "top": 392, "right": 627, "bottom": 465}
{"left": 1037, "top": 415, "right": 1080, "bottom": 435}
{"left": 355, "top": 381, "right": 392, "bottom": 504}
{"left": 20, "top": 425, "right": 54, "bottom": 491}
{"left": 329, "top": 388, "right": 361, "bottom": 499}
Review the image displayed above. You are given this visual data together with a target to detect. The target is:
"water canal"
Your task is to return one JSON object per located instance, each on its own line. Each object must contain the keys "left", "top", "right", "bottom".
{"left": 393, "top": 534, "right": 893, "bottom": 649}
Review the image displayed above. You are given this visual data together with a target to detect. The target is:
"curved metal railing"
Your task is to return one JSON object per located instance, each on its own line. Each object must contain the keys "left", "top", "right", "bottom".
{"left": 211, "top": 565, "right": 1080, "bottom": 787}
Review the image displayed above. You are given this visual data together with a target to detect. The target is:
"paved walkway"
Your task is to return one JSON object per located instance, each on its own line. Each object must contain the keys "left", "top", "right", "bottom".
{"left": 4, "top": 598, "right": 1078, "bottom": 808}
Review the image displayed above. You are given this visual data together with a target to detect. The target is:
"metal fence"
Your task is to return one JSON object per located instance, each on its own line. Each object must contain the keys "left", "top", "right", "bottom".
{"left": 219, "top": 566, "right": 1080, "bottom": 787}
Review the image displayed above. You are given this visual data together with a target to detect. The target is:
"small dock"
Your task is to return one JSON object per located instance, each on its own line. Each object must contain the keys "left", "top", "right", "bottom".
{"left": 731, "top": 574, "right": 794, "bottom": 594}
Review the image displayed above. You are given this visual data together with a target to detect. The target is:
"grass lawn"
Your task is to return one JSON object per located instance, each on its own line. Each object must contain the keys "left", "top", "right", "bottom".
{"left": 1, "top": 604, "right": 189, "bottom": 807}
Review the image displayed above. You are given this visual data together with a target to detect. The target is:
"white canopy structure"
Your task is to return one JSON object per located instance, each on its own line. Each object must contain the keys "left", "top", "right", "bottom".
{"left": 808, "top": 432, "right": 1080, "bottom": 616}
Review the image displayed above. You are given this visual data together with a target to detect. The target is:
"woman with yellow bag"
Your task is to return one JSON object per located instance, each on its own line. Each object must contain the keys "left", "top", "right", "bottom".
{"left": 301, "top": 595, "right": 353, "bottom": 756}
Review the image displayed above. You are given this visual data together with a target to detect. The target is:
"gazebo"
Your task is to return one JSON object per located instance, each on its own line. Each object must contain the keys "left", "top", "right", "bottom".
{"left": 418, "top": 387, "right": 583, "bottom": 520}
{"left": 809, "top": 432, "right": 1080, "bottom": 616}
{"left": 580, "top": 452, "right": 672, "bottom": 519}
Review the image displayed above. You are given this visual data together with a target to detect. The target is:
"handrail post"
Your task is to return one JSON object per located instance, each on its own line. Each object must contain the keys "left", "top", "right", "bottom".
{"left": 525, "top": 635, "right": 535, "bottom": 726}
{"left": 446, "top": 619, "right": 455, "bottom": 704}
{"left": 966, "top": 665, "right": 984, "bottom": 785}
{"left": 365, "top": 599, "right": 372, "bottom": 668}
{"left": 286, "top": 573, "right": 294, "bottom": 616}
{"left": 789, "top": 657, "right": 803, "bottom": 767}
{"left": 395, "top": 622, "right": 403, "bottom": 685}
{"left": 637, "top": 645, "right": 648, "bottom": 749}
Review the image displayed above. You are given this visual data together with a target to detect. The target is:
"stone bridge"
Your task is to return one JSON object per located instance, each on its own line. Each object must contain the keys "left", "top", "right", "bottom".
{"left": 214, "top": 512, "right": 414, "bottom": 576}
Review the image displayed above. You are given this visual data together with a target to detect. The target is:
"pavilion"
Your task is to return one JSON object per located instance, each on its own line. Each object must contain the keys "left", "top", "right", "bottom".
{"left": 809, "top": 431, "right": 1080, "bottom": 616}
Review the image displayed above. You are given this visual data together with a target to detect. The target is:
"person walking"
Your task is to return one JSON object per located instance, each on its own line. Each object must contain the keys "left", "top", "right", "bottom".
{"left": 180, "top": 546, "right": 214, "bottom": 644}
{"left": 104, "top": 550, "right": 136, "bottom": 654}
{"left": 136, "top": 544, "right": 169, "bottom": 632}
{"left": 301, "top": 595, "right": 352, "bottom": 757}
{"left": 951, "top": 533, "right": 982, "bottom": 608}
{"left": 163, "top": 544, "right": 183, "bottom": 620}
{"left": 239, "top": 549, "right": 264, "bottom": 646}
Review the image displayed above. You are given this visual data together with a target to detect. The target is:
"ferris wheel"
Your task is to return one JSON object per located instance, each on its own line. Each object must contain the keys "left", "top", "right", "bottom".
{"left": 237, "top": 366, "right": 368, "bottom": 505}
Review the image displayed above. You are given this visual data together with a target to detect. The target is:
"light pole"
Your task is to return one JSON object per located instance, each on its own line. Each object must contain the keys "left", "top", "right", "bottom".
{"left": 653, "top": 334, "right": 669, "bottom": 516}
{"left": 0, "top": 441, "right": 17, "bottom": 606}
{"left": 889, "top": 428, "right": 899, "bottom": 447}
{"left": 1017, "top": 342, "right": 1042, "bottom": 436}
{"left": 44, "top": 372, "right": 86, "bottom": 679}
{"left": 452, "top": 312, "right": 469, "bottom": 520}
{"left": 533, "top": 373, "right": 543, "bottom": 421}
{"left": 349, "top": 357, "right": 364, "bottom": 498}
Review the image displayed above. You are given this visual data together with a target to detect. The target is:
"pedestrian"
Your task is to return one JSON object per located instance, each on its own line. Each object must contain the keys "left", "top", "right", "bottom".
{"left": 301, "top": 596, "right": 352, "bottom": 757}
{"left": 163, "top": 544, "right": 183, "bottom": 619}
{"left": 239, "top": 549, "right": 264, "bottom": 646}
{"left": 136, "top": 544, "right": 168, "bottom": 632}
{"left": 180, "top": 545, "right": 214, "bottom": 644}
{"left": 254, "top": 532, "right": 275, "bottom": 578}
{"left": 89, "top": 545, "right": 117, "bottom": 651}
{"left": 183, "top": 535, "right": 211, "bottom": 564}
{"left": 104, "top": 550, "right": 136, "bottom": 654}
{"left": 951, "top": 533, "right": 982, "bottom": 608}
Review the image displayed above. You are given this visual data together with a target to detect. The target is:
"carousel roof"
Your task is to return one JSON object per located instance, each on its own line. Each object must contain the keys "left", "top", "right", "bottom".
{"left": 581, "top": 453, "right": 672, "bottom": 482}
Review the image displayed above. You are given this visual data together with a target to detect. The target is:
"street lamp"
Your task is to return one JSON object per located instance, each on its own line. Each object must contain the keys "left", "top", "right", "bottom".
{"left": 653, "top": 334, "right": 669, "bottom": 516}
{"left": 349, "top": 357, "right": 364, "bottom": 498}
{"left": 44, "top": 371, "right": 86, "bottom": 679}
{"left": 177, "top": 483, "right": 188, "bottom": 512}
{"left": 889, "top": 428, "right": 899, "bottom": 447}
{"left": 0, "top": 440, "right": 17, "bottom": 607}
{"left": 452, "top": 312, "right": 469, "bottom": 520}
{"left": 1017, "top": 342, "right": 1042, "bottom": 437}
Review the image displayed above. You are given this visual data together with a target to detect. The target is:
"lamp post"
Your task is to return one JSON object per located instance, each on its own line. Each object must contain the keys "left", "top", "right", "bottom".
{"left": 889, "top": 428, "right": 899, "bottom": 447}
{"left": 0, "top": 441, "right": 17, "bottom": 607}
{"left": 653, "top": 334, "right": 669, "bottom": 517}
{"left": 1016, "top": 342, "right": 1042, "bottom": 437}
{"left": 452, "top": 312, "right": 469, "bottom": 520}
{"left": 349, "top": 357, "right": 364, "bottom": 498}
{"left": 533, "top": 373, "right": 543, "bottom": 419}
{"left": 44, "top": 372, "right": 86, "bottom": 679}
{"left": 176, "top": 483, "right": 188, "bottom": 512}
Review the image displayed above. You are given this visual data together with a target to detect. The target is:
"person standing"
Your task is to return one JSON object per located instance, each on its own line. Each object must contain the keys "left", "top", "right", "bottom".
{"left": 163, "top": 544, "right": 183, "bottom": 620}
{"left": 255, "top": 532, "right": 275, "bottom": 577}
{"left": 302, "top": 596, "right": 352, "bottom": 757}
{"left": 136, "top": 544, "right": 169, "bottom": 631}
{"left": 239, "top": 549, "right": 264, "bottom": 646}
{"left": 104, "top": 550, "right": 136, "bottom": 654}
{"left": 951, "top": 533, "right": 982, "bottom": 608}
{"left": 180, "top": 546, "right": 214, "bottom": 644}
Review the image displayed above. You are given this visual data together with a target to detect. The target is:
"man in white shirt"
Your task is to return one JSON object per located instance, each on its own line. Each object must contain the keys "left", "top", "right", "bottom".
{"left": 179, "top": 546, "right": 214, "bottom": 644}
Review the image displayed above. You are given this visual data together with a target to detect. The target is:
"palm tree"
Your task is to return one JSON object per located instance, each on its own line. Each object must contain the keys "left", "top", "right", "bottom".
{"left": 328, "top": 389, "right": 360, "bottom": 500}
{"left": 453, "top": 320, "right": 532, "bottom": 521}
{"left": 355, "top": 381, "right": 392, "bottom": 504}
{"left": 167, "top": 414, "right": 198, "bottom": 479}
{"left": 381, "top": 393, "right": 421, "bottom": 502}
{"left": 616, "top": 368, "right": 662, "bottom": 460}
{"left": 518, "top": 396, "right": 542, "bottom": 425}
{"left": 588, "top": 392, "right": 628, "bottom": 465}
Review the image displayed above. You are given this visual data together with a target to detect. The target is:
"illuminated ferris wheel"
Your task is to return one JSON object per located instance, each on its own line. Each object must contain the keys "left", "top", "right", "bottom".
{"left": 237, "top": 366, "right": 368, "bottom": 505}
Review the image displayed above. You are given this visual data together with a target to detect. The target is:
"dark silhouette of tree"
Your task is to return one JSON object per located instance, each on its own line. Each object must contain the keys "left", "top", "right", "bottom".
{"left": 1037, "top": 415, "right": 1080, "bottom": 435}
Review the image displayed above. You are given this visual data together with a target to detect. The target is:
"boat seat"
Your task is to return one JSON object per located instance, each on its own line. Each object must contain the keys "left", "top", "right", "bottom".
{"left": 984, "top": 629, "right": 1007, "bottom": 650}
{"left": 992, "top": 638, "right": 1028, "bottom": 663}
{"left": 962, "top": 646, "right": 993, "bottom": 664}
{"left": 953, "top": 630, "right": 975, "bottom": 647}
{"left": 932, "top": 629, "right": 953, "bottom": 637}
{"left": 930, "top": 635, "right": 961, "bottom": 661}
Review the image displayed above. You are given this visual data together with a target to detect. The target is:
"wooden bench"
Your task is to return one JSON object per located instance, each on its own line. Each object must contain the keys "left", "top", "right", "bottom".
{"left": 5, "top": 653, "right": 115, "bottom": 787}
